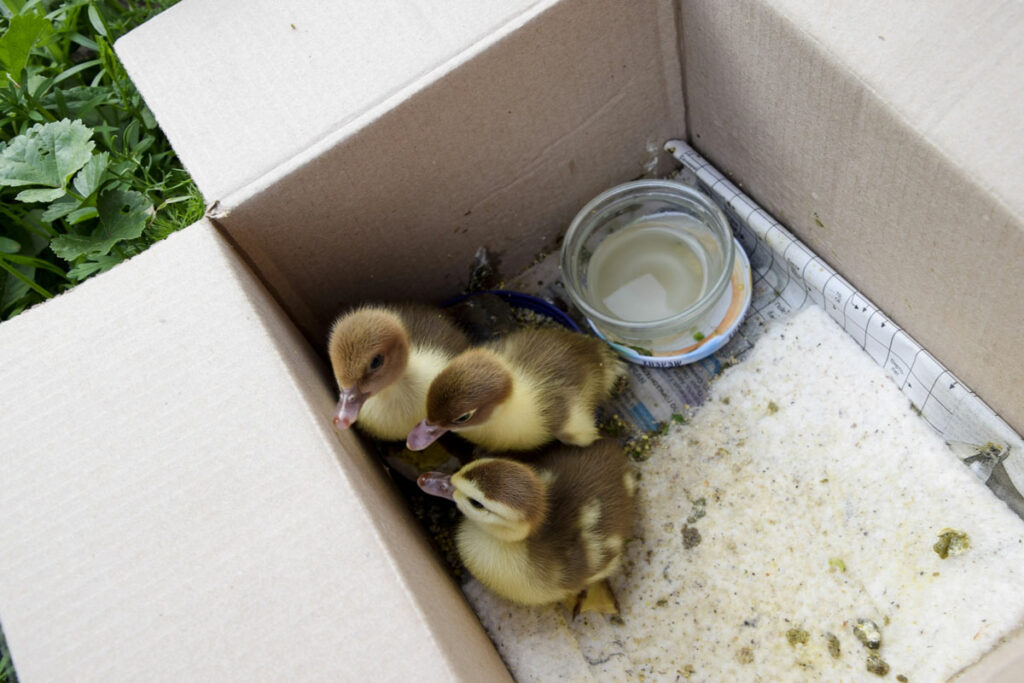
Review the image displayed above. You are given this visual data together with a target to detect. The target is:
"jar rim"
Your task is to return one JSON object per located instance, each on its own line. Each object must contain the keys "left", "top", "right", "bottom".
{"left": 559, "top": 179, "right": 735, "bottom": 333}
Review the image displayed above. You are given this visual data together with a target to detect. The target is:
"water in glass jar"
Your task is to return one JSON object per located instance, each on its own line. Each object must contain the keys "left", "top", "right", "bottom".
{"left": 586, "top": 214, "right": 711, "bottom": 323}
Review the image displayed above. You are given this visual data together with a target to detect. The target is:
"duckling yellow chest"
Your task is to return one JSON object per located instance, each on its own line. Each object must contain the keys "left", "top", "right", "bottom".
{"left": 359, "top": 346, "right": 450, "bottom": 440}
{"left": 456, "top": 523, "right": 572, "bottom": 606}
{"left": 458, "top": 375, "right": 548, "bottom": 450}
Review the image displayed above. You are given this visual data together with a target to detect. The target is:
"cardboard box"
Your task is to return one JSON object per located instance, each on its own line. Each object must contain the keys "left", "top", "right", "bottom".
{"left": 0, "top": 0, "right": 1021, "bottom": 679}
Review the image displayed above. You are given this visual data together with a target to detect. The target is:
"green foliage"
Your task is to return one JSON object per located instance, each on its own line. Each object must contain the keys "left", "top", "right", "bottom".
{"left": 0, "top": 0, "right": 201, "bottom": 322}
{"left": 0, "top": 618, "right": 13, "bottom": 683}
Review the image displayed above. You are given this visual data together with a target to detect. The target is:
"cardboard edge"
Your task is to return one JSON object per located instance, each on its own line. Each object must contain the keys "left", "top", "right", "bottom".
{"left": 202, "top": 221, "right": 514, "bottom": 680}
{"left": 954, "top": 625, "right": 1024, "bottom": 682}
{"left": 114, "top": 0, "right": 563, "bottom": 208}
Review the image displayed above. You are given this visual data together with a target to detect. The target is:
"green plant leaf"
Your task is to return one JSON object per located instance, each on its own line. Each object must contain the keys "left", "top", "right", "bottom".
{"left": 41, "top": 193, "right": 80, "bottom": 221}
{"left": 15, "top": 186, "right": 65, "bottom": 202}
{"left": 67, "top": 252, "right": 123, "bottom": 281}
{"left": 0, "top": 256, "right": 51, "bottom": 298}
{"left": 86, "top": 3, "right": 109, "bottom": 38}
{"left": 1, "top": 1, "right": 28, "bottom": 18}
{"left": 49, "top": 188, "right": 151, "bottom": 260}
{"left": 72, "top": 151, "right": 108, "bottom": 197}
{"left": 0, "top": 12, "right": 53, "bottom": 79}
{"left": 3, "top": 251, "right": 69, "bottom": 276}
{"left": 1, "top": 265, "right": 34, "bottom": 315}
{"left": 98, "top": 188, "right": 150, "bottom": 236}
{"left": 0, "top": 119, "right": 95, "bottom": 193}
{"left": 0, "top": 236, "right": 20, "bottom": 253}
{"left": 67, "top": 206, "right": 98, "bottom": 224}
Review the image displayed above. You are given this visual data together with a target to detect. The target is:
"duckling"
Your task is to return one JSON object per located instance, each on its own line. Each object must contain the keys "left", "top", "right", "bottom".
{"left": 328, "top": 303, "right": 470, "bottom": 441}
{"left": 406, "top": 327, "right": 626, "bottom": 452}
{"left": 418, "top": 439, "right": 636, "bottom": 612}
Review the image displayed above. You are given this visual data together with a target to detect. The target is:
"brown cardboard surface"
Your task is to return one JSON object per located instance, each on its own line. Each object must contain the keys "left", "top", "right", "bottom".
{"left": 11, "top": 0, "right": 1017, "bottom": 679}
{"left": 0, "top": 220, "right": 509, "bottom": 682}
{"left": 120, "top": 0, "right": 686, "bottom": 347}
{"left": 680, "top": 0, "right": 1024, "bottom": 434}
{"left": 116, "top": 0, "right": 550, "bottom": 201}
{"left": 956, "top": 626, "right": 1024, "bottom": 682}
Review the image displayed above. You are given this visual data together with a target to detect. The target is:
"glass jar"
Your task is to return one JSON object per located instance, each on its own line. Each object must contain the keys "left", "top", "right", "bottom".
{"left": 560, "top": 180, "right": 736, "bottom": 359}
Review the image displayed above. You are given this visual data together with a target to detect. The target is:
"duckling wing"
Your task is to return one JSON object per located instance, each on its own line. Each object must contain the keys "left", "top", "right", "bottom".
{"left": 495, "top": 329, "right": 623, "bottom": 440}
{"left": 531, "top": 443, "right": 635, "bottom": 591}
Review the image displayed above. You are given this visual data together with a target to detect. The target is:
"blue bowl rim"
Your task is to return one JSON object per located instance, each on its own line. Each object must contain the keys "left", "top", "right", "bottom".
{"left": 442, "top": 289, "right": 581, "bottom": 332}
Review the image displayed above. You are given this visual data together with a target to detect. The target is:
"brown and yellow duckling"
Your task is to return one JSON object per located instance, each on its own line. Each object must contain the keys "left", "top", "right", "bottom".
{"left": 418, "top": 439, "right": 636, "bottom": 613}
{"left": 406, "top": 327, "right": 626, "bottom": 452}
{"left": 328, "top": 303, "right": 469, "bottom": 441}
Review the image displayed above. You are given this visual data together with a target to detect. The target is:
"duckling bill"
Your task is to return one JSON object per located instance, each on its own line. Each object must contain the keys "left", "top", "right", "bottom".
{"left": 418, "top": 439, "right": 636, "bottom": 613}
{"left": 327, "top": 303, "right": 469, "bottom": 441}
{"left": 407, "top": 327, "right": 626, "bottom": 452}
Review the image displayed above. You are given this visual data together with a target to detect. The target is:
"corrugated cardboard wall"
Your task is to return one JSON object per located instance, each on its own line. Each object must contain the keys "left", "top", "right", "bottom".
{"left": 680, "top": 0, "right": 1024, "bottom": 434}
{"left": 213, "top": 0, "right": 685, "bottom": 346}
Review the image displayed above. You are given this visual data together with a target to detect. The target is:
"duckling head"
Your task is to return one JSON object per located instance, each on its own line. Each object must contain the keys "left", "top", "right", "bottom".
{"left": 406, "top": 350, "right": 511, "bottom": 450}
{"left": 418, "top": 458, "right": 547, "bottom": 542}
{"left": 327, "top": 307, "right": 410, "bottom": 430}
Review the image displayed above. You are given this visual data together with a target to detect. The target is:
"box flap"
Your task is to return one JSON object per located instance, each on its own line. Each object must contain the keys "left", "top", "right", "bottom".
{"left": 0, "top": 221, "right": 509, "bottom": 681}
{"left": 680, "top": 1, "right": 1024, "bottom": 434}
{"left": 115, "top": 0, "right": 551, "bottom": 201}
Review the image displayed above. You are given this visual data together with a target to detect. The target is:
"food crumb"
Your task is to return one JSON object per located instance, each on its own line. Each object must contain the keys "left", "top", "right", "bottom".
{"left": 737, "top": 646, "right": 754, "bottom": 664}
{"left": 853, "top": 619, "right": 882, "bottom": 650}
{"left": 767, "top": 401, "right": 780, "bottom": 414}
{"left": 786, "top": 628, "right": 810, "bottom": 646}
{"left": 934, "top": 529, "right": 970, "bottom": 559}
{"left": 866, "top": 652, "right": 890, "bottom": 676}
{"left": 682, "top": 525, "right": 702, "bottom": 549}
{"left": 686, "top": 497, "right": 707, "bottom": 524}
{"left": 825, "top": 632, "right": 841, "bottom": 658}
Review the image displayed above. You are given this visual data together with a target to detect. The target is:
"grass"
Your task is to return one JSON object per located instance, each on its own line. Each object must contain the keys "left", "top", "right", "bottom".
{"left": 0, "top": 0, "right": 201, "bottom": 323}
{"left": 0, "top": 1, "right": 193, "bottom": 679}
{"left": 0, "top": 624, "right": 11, "bottom": 683}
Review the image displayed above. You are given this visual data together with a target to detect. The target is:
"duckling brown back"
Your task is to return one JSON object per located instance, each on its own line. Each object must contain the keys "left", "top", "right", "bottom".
{"left": 394, "top": 303, "right": 474, "bottom": 354}
{"left": 525, "top": 440, "right": 635, "bottom": 594}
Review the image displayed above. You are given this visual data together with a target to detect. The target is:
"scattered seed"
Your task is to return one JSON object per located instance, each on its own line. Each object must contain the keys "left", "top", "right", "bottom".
{"left": 825, "top": 632, "right": 841, "bottom": 658}
{"left": 686, "top": 497, "right": 707, "bottom": 524}
{"left": 866, "top": 652, "right": 890, "bottom": 676}
{"left": 934, "top": 528, "right": 970, "bottom": 559}
{"left": 853, "top": 619, "right": 882, "bottom": 650}
{"left": 786, "top": 628, "right": 810, "bottom": 646}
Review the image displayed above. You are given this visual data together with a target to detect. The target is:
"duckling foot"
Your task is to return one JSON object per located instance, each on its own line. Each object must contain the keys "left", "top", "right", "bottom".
{"left": 570, "top": 580, "right": 620, "bottom": 619}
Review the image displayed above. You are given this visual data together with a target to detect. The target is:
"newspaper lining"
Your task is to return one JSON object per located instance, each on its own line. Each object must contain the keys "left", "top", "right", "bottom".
{"left": 507, "top": 140, "right": 1024, "bottom": 519}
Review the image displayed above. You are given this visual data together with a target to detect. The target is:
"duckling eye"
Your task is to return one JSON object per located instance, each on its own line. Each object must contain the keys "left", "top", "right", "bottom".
{"left": 468, "top": 497, "right": 484, "bottom": 510}
{"left": 453, "top": 409, "right": 476, "bottom": 424}
{"left": 369, "top": 354, "right": 384, "bottom": 371}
